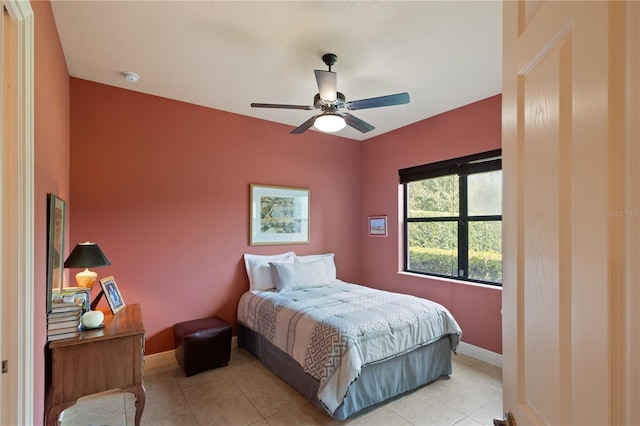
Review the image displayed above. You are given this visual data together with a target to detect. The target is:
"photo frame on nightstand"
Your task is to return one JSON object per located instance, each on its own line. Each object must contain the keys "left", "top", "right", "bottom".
{"left": 100, "top": 275, "right": 125, "bottom": 315}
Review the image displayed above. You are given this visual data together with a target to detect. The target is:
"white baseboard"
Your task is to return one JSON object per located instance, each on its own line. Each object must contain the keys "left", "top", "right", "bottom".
{"left": 144, "top": 337, "right": 501, "bottom": 371}
{"left": 144, "top": 349, "right": 177, "bottom": 370}
{"left": 457, "top": 341, "right": 502, "bottom": 368}
{"left": 144, "top": 336, "right": 239, "bottom": 371}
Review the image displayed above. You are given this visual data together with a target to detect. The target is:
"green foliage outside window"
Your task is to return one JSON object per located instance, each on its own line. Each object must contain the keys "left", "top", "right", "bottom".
{"left": 408, "top": 175, "right": 458, "bottom": 217}
{"left": 407, "top": 171, "right": 502, "bottom": 284}
{"left": 408, "top": 247, "right": 502, "bottom": 283}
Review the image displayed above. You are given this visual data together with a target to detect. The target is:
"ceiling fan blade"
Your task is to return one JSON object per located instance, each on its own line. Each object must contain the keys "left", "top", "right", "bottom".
{"left": 251, "top": 103, "right": 314, "bottom": 110}
{"left": 345, "top": 92, "right": 410, "bottom": 110}
{"left": 342, "top": 113, "right": 375, "bottom": 133}
{"left": 290, "top": 115, "right": 319, "bottom": 134}
{"left": 314, "top": 70, "right": 337, "bottom": 102}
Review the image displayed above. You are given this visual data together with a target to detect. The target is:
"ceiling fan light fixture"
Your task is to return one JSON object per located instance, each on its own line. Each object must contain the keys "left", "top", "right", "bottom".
{"left": 314, "top": 113, "right": 346, "bottom": 133}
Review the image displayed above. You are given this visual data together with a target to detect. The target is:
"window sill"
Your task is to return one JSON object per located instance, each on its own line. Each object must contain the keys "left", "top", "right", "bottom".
{"left": 397, "top": 271, "right": 503, "bottom": 291}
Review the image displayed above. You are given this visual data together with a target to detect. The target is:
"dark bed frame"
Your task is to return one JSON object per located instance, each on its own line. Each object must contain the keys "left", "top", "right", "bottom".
{"left": 238, "top": 324, "right": 454, "bottom": 420}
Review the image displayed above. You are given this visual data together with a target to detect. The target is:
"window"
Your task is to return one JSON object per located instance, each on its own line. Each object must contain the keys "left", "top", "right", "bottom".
{"left": 400, "top": 150, "right": 502, "bottom": 286}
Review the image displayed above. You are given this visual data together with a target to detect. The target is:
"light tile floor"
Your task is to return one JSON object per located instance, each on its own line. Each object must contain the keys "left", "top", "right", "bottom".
{"left": 61, "top": 347, "right": 503, "bottom": 426}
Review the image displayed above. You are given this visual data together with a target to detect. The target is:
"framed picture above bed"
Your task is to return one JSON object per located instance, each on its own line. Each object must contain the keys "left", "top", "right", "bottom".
{"left": 250, "top": 184, "right": 310, "bottom": 245}
{"left": 368, "top": 215, "right": 388, "bottom": 237}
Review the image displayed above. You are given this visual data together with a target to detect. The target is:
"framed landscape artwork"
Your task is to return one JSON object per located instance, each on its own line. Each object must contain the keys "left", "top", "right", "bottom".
{"left": 250, "top": 184, "right": 310, "bottom": 245}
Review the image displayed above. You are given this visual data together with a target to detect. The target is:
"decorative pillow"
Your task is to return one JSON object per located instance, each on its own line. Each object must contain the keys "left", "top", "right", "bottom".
{"left": 269, "top": 260, "right": 330, "bottom": 292}
{"left": 295, "top": 253, "right": 337, "bottom": 281}
{"left": 244, "top": 251, "right": 295, "bottom": 293}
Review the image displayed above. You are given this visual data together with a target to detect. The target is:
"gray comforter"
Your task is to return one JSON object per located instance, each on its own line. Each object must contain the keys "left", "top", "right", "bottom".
{"left": 237, "top": 281, "right": 462, "bottom": 414}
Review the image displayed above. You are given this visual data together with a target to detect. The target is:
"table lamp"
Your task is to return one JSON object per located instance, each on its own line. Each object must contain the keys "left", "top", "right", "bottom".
{"left": 63, "top": 241, "right": 111, "bottom": 289}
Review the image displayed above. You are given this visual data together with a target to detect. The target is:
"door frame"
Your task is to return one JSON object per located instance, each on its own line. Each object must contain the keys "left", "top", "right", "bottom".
{"left": 0, "top": 0, "right": 34, "bottom": 425}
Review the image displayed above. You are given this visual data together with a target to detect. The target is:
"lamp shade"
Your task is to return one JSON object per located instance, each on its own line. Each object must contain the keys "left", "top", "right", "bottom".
{"left": 64, "top": 242, "right": 111, "bottom": 269}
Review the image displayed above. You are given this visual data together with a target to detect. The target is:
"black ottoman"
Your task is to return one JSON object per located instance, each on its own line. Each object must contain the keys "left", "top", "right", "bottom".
{"left": 173, "top": 316, "right": 232, "bottom": 377}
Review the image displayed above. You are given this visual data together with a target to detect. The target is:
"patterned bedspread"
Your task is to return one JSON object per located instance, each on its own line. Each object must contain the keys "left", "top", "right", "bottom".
{"left": 237, "top": 281, "right": 462, "bottom": 414}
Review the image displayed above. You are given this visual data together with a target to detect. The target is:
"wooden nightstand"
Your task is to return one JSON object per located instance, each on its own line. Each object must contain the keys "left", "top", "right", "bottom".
{"left": 45, "top": 304, "right": 145, "bottom": 426}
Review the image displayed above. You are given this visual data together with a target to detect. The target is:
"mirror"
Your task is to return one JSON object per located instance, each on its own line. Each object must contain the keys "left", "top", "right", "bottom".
{"left": 46, "top": 193, "right": 66, "bottom": 312}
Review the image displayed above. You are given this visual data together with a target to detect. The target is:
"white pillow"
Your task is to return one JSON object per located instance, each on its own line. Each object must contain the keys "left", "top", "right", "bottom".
{"left": 270, "top": 260, "right": 330, "bottom": 292}
{"left": 296, "top": 253, "right": 337, "bottom": 281}
{"left": 244, "top": 251, "right": 295, "bottom": 292}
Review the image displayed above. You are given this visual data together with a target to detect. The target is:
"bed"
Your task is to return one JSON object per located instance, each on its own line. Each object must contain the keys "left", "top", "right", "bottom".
{"left": 237, "top": 252, "right": 462, "bottom": 420}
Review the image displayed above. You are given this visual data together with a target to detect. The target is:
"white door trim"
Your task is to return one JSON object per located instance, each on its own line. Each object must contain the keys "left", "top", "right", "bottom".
{"left": 0, "top": 0, "right": 34, "bottom": 425}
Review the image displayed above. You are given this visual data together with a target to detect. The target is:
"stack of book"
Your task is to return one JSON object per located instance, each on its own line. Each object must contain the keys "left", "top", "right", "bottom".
{"left": 54, "top": 287, "right": 91, "bottom": 312}
{"left": 47, "top": 287, "right": 91, "bottom": 341}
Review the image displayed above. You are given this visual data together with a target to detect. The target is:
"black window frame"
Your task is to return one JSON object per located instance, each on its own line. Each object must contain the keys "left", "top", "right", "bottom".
{"left": 400, "top": 149, "right": 502, "bottom": 286}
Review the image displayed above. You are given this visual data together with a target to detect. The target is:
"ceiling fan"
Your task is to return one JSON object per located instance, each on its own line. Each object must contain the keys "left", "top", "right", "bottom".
{"left": 251, "top": 53, "right": 410, "bottom": 134}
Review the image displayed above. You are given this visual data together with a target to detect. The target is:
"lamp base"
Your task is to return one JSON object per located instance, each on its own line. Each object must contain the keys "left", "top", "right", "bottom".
{"left": 75, "top": 268, "right": 97, "bottom": 288}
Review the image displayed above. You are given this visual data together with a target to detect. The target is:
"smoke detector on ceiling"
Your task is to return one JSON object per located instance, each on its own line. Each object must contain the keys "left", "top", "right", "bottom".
{"left": 121, "top": 71, "right": 140, "bottom": 83}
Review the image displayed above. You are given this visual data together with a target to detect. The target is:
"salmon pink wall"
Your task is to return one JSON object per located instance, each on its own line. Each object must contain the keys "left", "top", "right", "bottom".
{"left": 360, "top": 95, "right": 502, "bottom": 354}
{"left": 69, "top": 79, "right": 362, "bottom": 354}
{"left": 33, "top": 0, "right": 70, "bottom": 422}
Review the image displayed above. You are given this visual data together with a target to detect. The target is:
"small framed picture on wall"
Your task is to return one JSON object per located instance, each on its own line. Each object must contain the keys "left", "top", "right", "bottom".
{"left": 368, "top": 215, "right": 388, "bottom": 237}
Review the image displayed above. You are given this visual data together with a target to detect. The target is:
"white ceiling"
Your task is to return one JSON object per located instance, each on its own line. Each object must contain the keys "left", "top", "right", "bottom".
{"left": 50, "top": 1, "right": 502, "bottom": 141}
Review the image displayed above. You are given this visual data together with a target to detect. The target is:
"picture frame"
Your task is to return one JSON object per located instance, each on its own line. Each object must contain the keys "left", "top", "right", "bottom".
{"left": 250, "top": 184, "right": 310, "bottom": 245}
{"left": 46, "top": 193, "right": 66, "bottom": 313}
{"left": 99, "top": 275, "right": 125, "bottom": 315}
{"left": 368, "top": 215, "right": 388, "bottom": 237}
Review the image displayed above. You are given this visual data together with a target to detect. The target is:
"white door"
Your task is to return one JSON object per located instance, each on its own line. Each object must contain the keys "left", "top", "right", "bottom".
{"left": 502, "top": 1, "right": 639, "bottom": 425}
